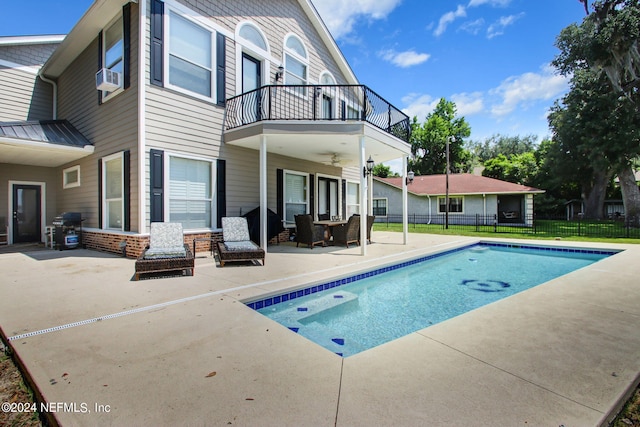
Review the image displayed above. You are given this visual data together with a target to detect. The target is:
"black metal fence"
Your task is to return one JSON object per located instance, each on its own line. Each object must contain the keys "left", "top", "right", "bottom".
{"left": 375, "top": 214, "right": 640, "bottom": 239}
{"left": 224, "top": 84, "right": 411, "bottom": 142}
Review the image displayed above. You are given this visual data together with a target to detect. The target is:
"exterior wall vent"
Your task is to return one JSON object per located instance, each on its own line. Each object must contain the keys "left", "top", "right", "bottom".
{"left": 96, "top": 68, "right": 121, "bottom": 91}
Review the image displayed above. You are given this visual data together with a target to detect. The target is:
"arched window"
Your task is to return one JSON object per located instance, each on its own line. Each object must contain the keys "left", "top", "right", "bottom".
{"left": 319, "top": 71, "right": 336, "bottom": 85}
{"left": 284, "top": 34, "right": 308, "bottom": 93}
{"left": 238, "top": 23, "right": 267, "bottom": 52}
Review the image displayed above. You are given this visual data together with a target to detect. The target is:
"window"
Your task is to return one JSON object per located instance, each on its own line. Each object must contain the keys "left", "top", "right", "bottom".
{"left": 373, "top": 198, "right": 388, "bottom": 217}
{"left": 169, "top": 156, "right": 213, "bottom": 229}
{"left": 63, "top": 165, "right": 81, "bottom": 189}
{"left": 103, "top": 153, "right": 124, "bottom": 230}
{"left": 167, "top": 11, "right": 213, "bottom": 99}
{"left": 284, "top": 35, "right": 308, "bottom": 95}
{"left": 346, "top": 182, "right": 360, "bottom": 217}
{"left": 438, "top": 196, "right": 464, "bottom": 213}
{"left": 102, "top": 16, "right": 123, "bottom": 99}
{"left": 319, "top": 73, "right": 336, "bottom": 119}
{"left": 284, "top": 171, "right": 308, "bottom": 225}
{"left": 238, "top": 23, "right": 267, "bottom": 51}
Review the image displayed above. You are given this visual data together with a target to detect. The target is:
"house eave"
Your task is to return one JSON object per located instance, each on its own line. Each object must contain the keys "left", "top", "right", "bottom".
{"left": 0, "top": 137, "right": 95, "bottom": 167}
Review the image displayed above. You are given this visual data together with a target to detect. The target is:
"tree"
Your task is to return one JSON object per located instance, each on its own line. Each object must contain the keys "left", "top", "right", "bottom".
{"left": 372, "top": 163, "right": 396, "bottom": 178}
{"left": 408, "top": 98, "right": 471, "bottom": 175}
{"left": 554, "top": 1, "right": 640, "bottom": 222}
{"left": 482, "top": 152, "right": 539, "bottom": 185}
{"left": 467, "top": 134, "right": 538, "bottom": 163}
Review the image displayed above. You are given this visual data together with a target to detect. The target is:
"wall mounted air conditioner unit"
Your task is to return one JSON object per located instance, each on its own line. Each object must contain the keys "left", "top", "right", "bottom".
{"left": 96, "top": 68, "right": 121, "bottom": 91}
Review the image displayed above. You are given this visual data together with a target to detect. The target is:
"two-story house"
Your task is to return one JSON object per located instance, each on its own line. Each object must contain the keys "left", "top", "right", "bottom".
{"left": 0, "top": 0, "right": 412, "bottom": 257}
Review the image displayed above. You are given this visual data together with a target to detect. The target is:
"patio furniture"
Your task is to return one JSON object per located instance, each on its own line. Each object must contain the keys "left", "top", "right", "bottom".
{"left": 366, "top": 215, "right": 375, "bottom": 244}
{"left": 134, "top": 222, "right": 194, "bottom": 280}
{"left": 216, "top": 217, "right": 265, "bottom": 266}
{"left": 295, "top": 214, "right": 326, "bottom": 248}
{"left": 332, "top": 214, "right": 360, "bottom": 248}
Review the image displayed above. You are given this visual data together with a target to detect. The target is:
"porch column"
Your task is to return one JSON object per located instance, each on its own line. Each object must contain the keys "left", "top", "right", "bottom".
{"left": 359, "top": 136, "right": 367, "bottom": 256}
{"left": 260, "top": 135, "right": 268, "bottom": 251}
{"left": 402, "top": 156, "right": 409, "bottom": 245}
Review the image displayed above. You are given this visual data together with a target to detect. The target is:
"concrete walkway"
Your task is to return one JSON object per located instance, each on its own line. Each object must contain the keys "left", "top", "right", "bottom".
{"left": 0, "top": 232, "right": 638, "bottom": 426}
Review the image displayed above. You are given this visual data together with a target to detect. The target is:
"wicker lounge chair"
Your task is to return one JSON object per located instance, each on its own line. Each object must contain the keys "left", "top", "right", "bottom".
{"left": 294, "top": 214, "right": 326, "bottom": 249}
{"left": 332, "top": 214, "right": 360, "bottom": 248}
{"left": 134, "top": 222, "right": 194, "bottom": 280}
{"left": 216, "top": 217, "right": 265, "bottom": 267}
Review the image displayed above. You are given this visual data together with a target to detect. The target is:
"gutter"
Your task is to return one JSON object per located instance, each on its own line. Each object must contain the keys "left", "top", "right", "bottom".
{"left": 37, "top": 72, "right": 57, "bottom": 120}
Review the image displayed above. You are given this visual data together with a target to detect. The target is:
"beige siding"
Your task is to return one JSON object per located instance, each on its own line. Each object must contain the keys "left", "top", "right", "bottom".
{"left": 142, "top": 0, "right": 356, "bottom": 229}
{"left": 0, "top": 66, "right": 53, "bottom": 121}
{"left": 56, "top": 4, "right": 140, "bottom": 231}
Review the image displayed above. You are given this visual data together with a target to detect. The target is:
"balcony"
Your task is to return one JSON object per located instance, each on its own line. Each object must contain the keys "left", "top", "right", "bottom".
{"left": 224, "top": 85, "right": 410, "bottom": 143}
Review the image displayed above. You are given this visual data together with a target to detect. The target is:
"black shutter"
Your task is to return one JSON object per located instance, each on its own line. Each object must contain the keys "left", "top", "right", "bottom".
{"left": 98, "top": 159, "right": 103, "bottom": 228}
{"left": 150, "top": 149, "right": 164, "bottom": 222}
{"left": 123, "top": 150, "right": 131, "bottom": 231}
{"left": 216, "top": 159, "right": 226, "bottom": 228}
{"left": 216, "top": 32, "right": 226, "bottom": 106}
{"left": 276, "top": 169, "right": 283, "bottom": 222}
{"left": 123, "top": 3, "right": 131, "bottom": 90}
{"left": 150, "top": 0, "right": 164, "bottom": 87}
{"left": 97, "top": 30, "right": 103, "bottom": 105}
{"left": 309, "top": 174, "right": 315, "bottom": 216}
{"left": 341, "top": 100, "right": 346, "bottom": 120}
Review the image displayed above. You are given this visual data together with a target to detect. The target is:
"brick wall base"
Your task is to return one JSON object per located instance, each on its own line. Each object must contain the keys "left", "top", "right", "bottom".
{"left": 82, "top": 228, "right": 291, "bottom": 259}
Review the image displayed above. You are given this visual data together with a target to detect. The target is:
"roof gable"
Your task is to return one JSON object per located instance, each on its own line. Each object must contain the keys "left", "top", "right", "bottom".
{"left": 376, "top": 174, "right": 544, "bottom": 195}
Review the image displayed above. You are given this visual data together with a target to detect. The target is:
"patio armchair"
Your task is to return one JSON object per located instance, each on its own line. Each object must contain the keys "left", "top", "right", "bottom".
{"left": 294, "top": 214, "right": 326, "bottom": 249}
{"left": 332, "top": 214, "right": 360, "bottom": 248}
{"left": 134, "top": 222, "right": 194, "bottom": 280}
{"left": 216, "top": 217, "right": 265, "bottom": 266}
{"left": 366, "top": 215, "right": 375, "bottom": 244}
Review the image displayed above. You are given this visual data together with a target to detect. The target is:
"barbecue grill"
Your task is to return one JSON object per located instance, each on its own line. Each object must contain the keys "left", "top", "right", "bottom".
{"left": 52, "top": 212, "right": 83, "bottom": 250}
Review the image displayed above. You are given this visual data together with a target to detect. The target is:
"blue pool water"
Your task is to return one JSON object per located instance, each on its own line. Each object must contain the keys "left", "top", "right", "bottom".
{"left": 248, "top": 242, "right": 617, "bottom": 357}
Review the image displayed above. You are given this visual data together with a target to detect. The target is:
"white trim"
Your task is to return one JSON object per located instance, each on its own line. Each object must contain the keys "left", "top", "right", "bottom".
{"left": 437, "top": 195, "right": 465, "bottom": 214}
{"left": 344, "top": 180, "right": 360, "bottom": 218}
{"left": 7, "top": 180, "right": 46, "bottom": 245}
{"left": 235, "top": 20, "right": 271, "bottom": 57}
{"left": 0, "top": 59, "right": 41, "bottom": 75}
{"left": 63, "top": 165, "right": 81, "bottom": 189}
{"left": 0, "top": 35, "right": 65, "bottom": 46}
{"left": 0, "top": 137, "right": 94, "bottom": 154}
{"left": 234, "top": 20, "right": 273, "bottom": 95}
{"left": 283, "top": 169, "right": 310, "bottom": 226}
{"left": 100, "top": 14, "right": 125, "bottom": 102}
{"left": 163, "top": 152, "right": 216, "bottom": 230}
{"left": 164, "top": 6, "right": 217, "bottom": 102}
{"left": 163, "top": 0, "right": 233, "bottom": 37}
{"left": 102, "top": 152, "right": 125, "bottom": 231}
{"left": 138, "top": 0, "right": 147, "bottom": 234}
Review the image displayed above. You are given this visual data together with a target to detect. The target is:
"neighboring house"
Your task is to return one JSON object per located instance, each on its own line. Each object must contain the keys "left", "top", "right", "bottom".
{"left": 373, "top": 174, "right": 545, "bottom": 226}
{"left": 0, "top": 0, "right": 412, "bottom": 256}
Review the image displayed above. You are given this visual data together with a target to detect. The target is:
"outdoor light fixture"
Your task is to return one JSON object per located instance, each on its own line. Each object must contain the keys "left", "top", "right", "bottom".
{"left": 363, "top": 155, "right": 374, "bottom": 177}
{"left": 406, "top": 170, "right": 415, "bottom": 185}
{"left": 275, "top": 64, "right": 284, "bottom": 82}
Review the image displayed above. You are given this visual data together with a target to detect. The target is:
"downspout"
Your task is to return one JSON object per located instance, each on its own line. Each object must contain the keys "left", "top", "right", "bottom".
{"left": 426, "top": 194, "right": 431, "bottom": 224}
{"left": 38, "top": 72, "right": 57, "bottom": 119}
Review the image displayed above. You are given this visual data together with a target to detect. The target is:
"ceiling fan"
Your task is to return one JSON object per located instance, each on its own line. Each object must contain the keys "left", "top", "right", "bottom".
{"left": 319, "top": 152, "right": 344, "bottom": 167}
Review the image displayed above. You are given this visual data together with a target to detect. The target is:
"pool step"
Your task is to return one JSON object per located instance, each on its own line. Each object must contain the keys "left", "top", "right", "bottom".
{"left": 270, "top": 291, "right": 358, "bottom": 324}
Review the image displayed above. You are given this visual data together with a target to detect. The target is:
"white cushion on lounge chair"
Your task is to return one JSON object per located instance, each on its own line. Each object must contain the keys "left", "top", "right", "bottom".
{"left": 149, "top": 222, "right": 185, "bottom": 249}
{"left": 223, "top": 241, "right": 260, "bottom": 251}
{"left": 221, "top": 217, "right": 251, "bottom": 242}
{"left": 143, "top": 246, "right": 187, "bottom": 259}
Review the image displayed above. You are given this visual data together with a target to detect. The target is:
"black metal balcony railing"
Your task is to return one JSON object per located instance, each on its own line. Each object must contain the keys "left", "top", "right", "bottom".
{"left": 224, "top": 85, "right": 411, "bottom": 143}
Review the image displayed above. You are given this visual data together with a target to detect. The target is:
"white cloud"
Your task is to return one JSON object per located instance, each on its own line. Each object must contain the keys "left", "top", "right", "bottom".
{"left": 486, "top": 13, "right": 524, "bottom": 39}
{"left": 434, "top": 5, "right": 467, "bottom": 37}
{"left": 489, "top": 65, "right": 569, "bottom": 117}
{"left": 378, "top": 49, "right": 430, "bottom": 67}
{"left": 312, "top": 0, "right": 403, "bottom": 40}
{"left": 400, "top": 93, "right": 439, "bottom": 121}
{"left": 459, "top": 18, "right": 485, "bottom": 35}
{"left": 451, "top": 92, "right": 485, "bottom": 116}
{"left": 468, "top": 0, "right": 511, "bottom": 7}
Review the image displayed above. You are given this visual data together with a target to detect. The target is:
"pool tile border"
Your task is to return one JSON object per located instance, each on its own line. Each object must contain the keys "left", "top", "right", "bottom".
{"left": 245, "top": 242, "right": 620, "bottom": 311}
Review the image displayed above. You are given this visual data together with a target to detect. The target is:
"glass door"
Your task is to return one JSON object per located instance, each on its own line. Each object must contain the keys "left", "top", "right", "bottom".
{"left": 12, "top": 184, "right": 41, "bottom": 243}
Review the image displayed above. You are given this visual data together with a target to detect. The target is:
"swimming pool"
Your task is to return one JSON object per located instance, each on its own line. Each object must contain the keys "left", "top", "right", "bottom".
{"left": 247, "top": 242, "right": 618, "bottom": 357}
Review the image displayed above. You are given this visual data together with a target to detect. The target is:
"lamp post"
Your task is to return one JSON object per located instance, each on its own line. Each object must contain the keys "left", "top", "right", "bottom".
{"left": 446, "top": 136, "right": 455, "bottom": 229}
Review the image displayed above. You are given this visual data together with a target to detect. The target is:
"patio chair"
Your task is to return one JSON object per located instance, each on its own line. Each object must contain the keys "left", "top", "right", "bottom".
{"left": 134, "top": 222, "right": 194, "bottom": 280}
{"left": 332, "top": 214, "right": 360, "bottom": 248}
{"left": 216, "top": 217, "right": 265, "bottom": 266}
{"left": 294, "top": 214, "right": 326, "bottom": 249}
{"left": 366, "top": 215, "right": 375, "bottom": 244}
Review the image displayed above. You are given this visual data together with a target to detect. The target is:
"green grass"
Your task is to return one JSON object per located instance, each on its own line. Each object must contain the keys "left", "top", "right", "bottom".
{"left": 373, "top": 221, "right": 640, "bottom": 244}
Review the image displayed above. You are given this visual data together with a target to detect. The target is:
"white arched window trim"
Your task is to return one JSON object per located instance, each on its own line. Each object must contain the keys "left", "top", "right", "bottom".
{"left": 234, "top": 20, "right": 273, "bottom": 94}
{"left": 283, "top": 33, "right": 309, "bottom": 96}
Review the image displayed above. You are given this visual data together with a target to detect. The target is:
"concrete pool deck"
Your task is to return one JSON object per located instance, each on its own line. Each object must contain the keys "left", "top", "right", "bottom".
{"left": 0, "top": 232, "right": 639, "bottom": 426}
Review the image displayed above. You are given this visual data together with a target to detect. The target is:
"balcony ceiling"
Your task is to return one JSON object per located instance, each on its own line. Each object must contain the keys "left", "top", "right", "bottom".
{"left": 224, "top": 121, "right": 411, "bottom": 167}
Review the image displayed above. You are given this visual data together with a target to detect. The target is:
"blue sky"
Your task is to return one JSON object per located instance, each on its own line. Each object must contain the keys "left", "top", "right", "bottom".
{"left": 2, "top": 0, "right": 586, "bottom": 145}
